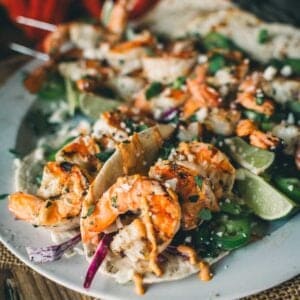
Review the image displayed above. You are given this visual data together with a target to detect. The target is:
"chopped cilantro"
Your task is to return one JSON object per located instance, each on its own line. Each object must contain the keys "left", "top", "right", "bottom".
{"left": 172, "top": 76, "right": 186, "bottom": 89}
{"left": 255, "top": 95, "right": 265, "bottom": 105}
{"left": 195, "top": 176, "right": 203, "bottom": 188}
{"left": 124, "top": 118, "right": 135, "bottom": 134}
{"left": 198, "top": 208, "right": 212, "bottom": 221}
{"left": 82, "top": 205, "right": 95, "bottom": 219}
{"left": 96, "top": 149, "right": 115, "bottom": 162}
{"left": 0, "top": 194, "right": 9, "bottom": 200}
{"left": 188, "top": 114, "right": 198, "bottom": 122}
{"left": 145, "top": 82, "right": 163, "bottom": 100}
{"left": 37, "top": 72, "right": 65, "bottom": 101}
{"left": 136, "top": 124, "right": 149, "bottom": 132}
{"left": 111, "top": 196, "right": 118, "bottom": 208}
{"left": 203, "top": 32, "right": 235, "bottom": 50}
{"left": 208, "top": 54, "right": 226, "bottom": 74}
{"left": 159, "top": 141, "right": 176, "bottom": 160}
{"left": 188, "top": 195, "right": 199, "bottom": 202}
{"left": 257, "top": 29, "right": 269, "bottom": 44}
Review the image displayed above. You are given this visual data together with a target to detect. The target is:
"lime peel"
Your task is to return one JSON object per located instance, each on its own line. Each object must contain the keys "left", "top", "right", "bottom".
{"left": 79, "top": 93, "right": 122, "bottom": 119}
{"left": 235, "top": 169, "right": 297, "bottom": 220}
{"left": 225, "top": 137, "right": 275, "bottom": 175}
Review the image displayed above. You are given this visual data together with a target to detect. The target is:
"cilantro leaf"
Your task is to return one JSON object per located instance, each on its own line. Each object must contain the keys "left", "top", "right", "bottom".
{"left": 146, "top": 82, "right": 163, "bottom": 100}
{"left": 82, "top": 205, "right": 95, "bottom": 219}
{"left": 208, "top": 54, "right": 226, "bottom": 74}
{"left": 172, "top": 76, "right": 186, "bottom": 89}
{"left": 96, "top": 149, "right": 115, "bottom": 162}
{"left": 194, "top": 176, "right": 203, "bottom": 188}
{"left": 258, "top": 29, "right": 269, "bottom": 44}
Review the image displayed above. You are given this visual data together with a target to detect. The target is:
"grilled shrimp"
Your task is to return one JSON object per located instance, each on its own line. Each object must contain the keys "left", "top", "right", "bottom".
{"left": 55, "top": 135, "right": 102, "bottom": 178}
{"left": 81, "top": 174, "right": 181, "bottom": 273}
{"left": 43, "top": 0, "right": 133, "bottom": 56}
{"left": 149, "top": 160, "right": 218, "bottom": 230}
{"left": 92, "top": 108, "right": 155, "bottom": 147}
{"left": 169, "top": 142, "right": 235, "bottom": 199}
{"left": 236, "top": 119, "right": 257, "bottom": 137}
{"left": 106, "top": 31, "right": 155, "bottom": 74}
{"left": 106, "top": 0, "right": 129, "bottom": 35}
{"left": 250, "top": 130, "right": 280, "bottom": 150}
{"left": 236, "top": 119, "right": 280, "bottom": 150}
{"left": 43, "top": 23, "right": 105, "bottom": 55}
{"left": 183, "top": 66, "right": 221, "bottom": 118}
{"left": 236, "top": 72, "right": 275, "bottom": 116}
{"left": 9, "top": 162, "right": 89, "bottom": 230}
{"left": 205, "top": 108, "right": 241, "bottom": 136}
{"left": 134, "top": 86, "right": 188, "bottom": 116}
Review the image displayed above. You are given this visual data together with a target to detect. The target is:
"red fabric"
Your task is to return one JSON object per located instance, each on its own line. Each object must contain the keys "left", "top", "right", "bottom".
{"left": 1, "top": 0, "right": 71, "bottom": 40}
{"left": 82, "top": 0, "right": 103, "bottom": 18}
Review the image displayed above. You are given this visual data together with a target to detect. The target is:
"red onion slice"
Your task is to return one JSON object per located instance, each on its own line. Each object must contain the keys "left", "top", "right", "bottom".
{"left": 84, "top": 234, "right": 113, "bottom": 289}
{"left": 159, "top": 107, "right": 179, "bottom": 122}
{"left": 26, "top": 233, "right": 81, "bottom": 263}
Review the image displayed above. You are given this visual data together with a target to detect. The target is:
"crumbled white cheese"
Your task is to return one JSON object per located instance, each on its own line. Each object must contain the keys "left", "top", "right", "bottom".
{"left": 184, "top": 236, "right": 192, "bottom": 243}
{"left": 197, "top": 54, "right": 208, "bottom": 64}
{"left": 164, "top": 178, "right": 178, "bottom": 190}
{"left": 280, "top": 65, "right": 292, "bottom": 77}
{"left": 194, "top": 107, "right": 208, "bottom": 123}
{"left": 263, "top": 66, "right": 277, "bottom": 81}
{"left": 287, "top": 113, "right": 295, "bottom": 125}
{"left": 272, "top": 123, "right": 300, "bottom": 155}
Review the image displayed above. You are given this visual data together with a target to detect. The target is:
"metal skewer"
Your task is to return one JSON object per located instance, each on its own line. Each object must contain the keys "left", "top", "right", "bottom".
{"left": 16, "top": 16, "right": 57, "bottom": 32}
{"left": 9, "top": 43, "right": 50, "bottom": 61}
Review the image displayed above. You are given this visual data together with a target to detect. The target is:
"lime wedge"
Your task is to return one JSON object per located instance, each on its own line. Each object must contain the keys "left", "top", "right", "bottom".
{"left": 225, "top": 137, "right": 274, "bottom": 174}
{"left": 65, "top": 79, "right": 80, "bottom": 115}
{"left": 235, "top": 169, "right": 297, "bottom": 220}
{"left": 79, "top": 93, "right": 122, "bottom": 119}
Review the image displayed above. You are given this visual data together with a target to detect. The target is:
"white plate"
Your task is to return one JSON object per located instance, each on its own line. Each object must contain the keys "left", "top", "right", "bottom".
{"left": 0, "top": 61, "right": 299, "bottom": 300}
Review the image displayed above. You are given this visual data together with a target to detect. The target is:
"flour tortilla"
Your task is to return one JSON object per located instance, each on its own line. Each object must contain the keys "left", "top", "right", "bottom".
{"left": 100, "top": 250, "right": 228, "bottom": 284}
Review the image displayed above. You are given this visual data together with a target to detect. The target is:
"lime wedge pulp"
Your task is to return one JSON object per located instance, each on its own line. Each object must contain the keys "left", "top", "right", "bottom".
{"left": 225, "top": 137, "right": 275, "bottom": 175}
{"left": 79, "top": 93, "right": 122, "bottom": 119}
{"left": 235, "top": 169, "right": 297, "bottom": 220}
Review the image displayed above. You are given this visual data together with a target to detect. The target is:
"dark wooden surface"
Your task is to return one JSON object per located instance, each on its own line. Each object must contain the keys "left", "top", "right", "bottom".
{"left": 0, "top": 266, "right": 94, "bottom": 300}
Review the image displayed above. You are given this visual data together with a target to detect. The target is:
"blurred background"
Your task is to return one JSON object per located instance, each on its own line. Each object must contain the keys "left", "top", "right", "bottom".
{"left": 0, "top": 0, "right": 299, "bottom": 61}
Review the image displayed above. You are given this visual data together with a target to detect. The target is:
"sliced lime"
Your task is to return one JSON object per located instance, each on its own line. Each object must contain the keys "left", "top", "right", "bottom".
{"left": 235, "top": 169, "right": 297, "bottom": 220}
{"left": 225, "top": 137, "right": 275, "bottom": 174}
{"left": 78, "top": 93, "right": 122, "bottom": 119}
{"left": 65, "top": 79, "right": 80, "bottom": 115}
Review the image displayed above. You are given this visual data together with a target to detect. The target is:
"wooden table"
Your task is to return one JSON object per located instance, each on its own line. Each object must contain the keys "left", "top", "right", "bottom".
{"left": 0, "top": 56, "right": 299, "bottom": 300}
